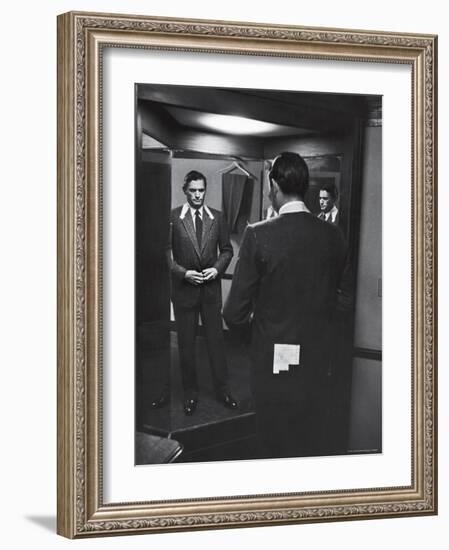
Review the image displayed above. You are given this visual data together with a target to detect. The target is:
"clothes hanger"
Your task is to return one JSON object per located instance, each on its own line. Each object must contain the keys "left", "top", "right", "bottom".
{"left": 218, "top": 160, "right": 256, "bottom": 179}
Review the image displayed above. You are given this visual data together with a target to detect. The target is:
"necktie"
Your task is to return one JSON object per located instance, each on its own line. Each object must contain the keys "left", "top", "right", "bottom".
{"left": 319, "top": 212, "right": 326, "bottom": 221}
{"left": 195, "top": 210, "right": 202, "bottom": 248}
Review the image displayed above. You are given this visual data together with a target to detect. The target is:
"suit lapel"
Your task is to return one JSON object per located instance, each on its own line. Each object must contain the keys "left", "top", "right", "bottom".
{"left": 201, "top": 213, "right": 215, "bottom": 253}
{"left": 181, "top": 212, "right": 201, "bottom": 259}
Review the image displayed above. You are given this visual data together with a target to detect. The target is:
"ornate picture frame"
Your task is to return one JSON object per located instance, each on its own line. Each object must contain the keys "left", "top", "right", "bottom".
{"left": 57, "top": 11, "right": 437, "bottom": 538}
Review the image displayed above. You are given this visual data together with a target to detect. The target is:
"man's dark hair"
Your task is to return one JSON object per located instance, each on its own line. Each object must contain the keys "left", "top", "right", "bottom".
{"left": 183, "top": 170, "right": 207, "bottom": 192}
{"left": 268, "top": 152, "right": 309, "bottom": 199}
{"left": 320, "top": 181, "right": 338, "bottom": 200}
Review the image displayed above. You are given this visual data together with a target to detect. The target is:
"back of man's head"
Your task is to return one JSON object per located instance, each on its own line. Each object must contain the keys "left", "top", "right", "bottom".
{"left": 269, "top": 152, "right": 309, "bottom": 199}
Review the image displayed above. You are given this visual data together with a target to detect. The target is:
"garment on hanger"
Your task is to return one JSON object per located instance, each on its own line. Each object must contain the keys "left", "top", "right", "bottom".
{"left": 222, "top": 173, "right": 247, "bottom": 233}
{"left": 222, "top": 178, "right": 254, "bottom": 235}
{"left": 218, "top": 161, "right": 254, "bottom": 179}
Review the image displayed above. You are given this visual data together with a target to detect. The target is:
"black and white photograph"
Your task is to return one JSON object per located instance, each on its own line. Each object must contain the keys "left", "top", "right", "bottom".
{"left": 134, "top": 83, "right": 382, "bottom": 465}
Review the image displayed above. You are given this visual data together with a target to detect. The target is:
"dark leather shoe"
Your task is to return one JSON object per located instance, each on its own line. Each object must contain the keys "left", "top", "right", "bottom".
{"left": 150, "top": 393, "right": 169, "bottom": 409}
{"left": 218, "top": 392, "right": 238, "bottom": 410}
{"left": 183, "top": 398, "right": 197, "bottom": 415}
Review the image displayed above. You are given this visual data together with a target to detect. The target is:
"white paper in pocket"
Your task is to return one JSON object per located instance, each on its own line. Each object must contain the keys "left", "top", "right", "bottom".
{"left": 273, "top": 343, "right": 301, "bottom": 374}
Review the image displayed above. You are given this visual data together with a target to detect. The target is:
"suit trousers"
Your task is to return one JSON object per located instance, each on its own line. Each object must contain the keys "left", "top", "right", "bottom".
{"left": 174, "top": 297, "right": 229, "bottom": 398}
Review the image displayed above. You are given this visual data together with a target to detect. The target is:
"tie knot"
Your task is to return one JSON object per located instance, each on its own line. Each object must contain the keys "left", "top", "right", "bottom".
{"left": 195, "top": 210, "right": 201, "bottom": 218}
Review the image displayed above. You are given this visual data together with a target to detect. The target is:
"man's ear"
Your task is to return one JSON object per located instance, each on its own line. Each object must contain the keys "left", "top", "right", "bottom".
{"left": 269, "top": 179, "right": 277, "bottom": 192}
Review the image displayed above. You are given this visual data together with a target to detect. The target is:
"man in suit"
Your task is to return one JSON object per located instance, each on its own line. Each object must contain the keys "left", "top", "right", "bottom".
{"left": 223, "top": 152, "right": 346, "bottom": 457}
{"left": 318, "top": 181, "right": 339, "bottom": 225}
{"left": 167, "top": 170, "right": 238, "bottom": 415}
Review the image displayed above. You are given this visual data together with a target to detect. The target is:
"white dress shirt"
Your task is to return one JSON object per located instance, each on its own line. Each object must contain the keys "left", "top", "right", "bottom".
{"left": 179, "top": 203, "right": 215, "bottom": 227}
{"left": 326, "top": 205, "right": 338, "bottom": 223}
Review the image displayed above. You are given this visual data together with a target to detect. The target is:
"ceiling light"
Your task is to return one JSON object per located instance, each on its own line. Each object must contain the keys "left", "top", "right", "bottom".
{"left": 199, "top": 113, "right": 283, "bottom": 136}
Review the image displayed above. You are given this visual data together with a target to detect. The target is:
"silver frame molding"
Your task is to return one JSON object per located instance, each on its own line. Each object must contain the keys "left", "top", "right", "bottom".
{"left": 57, "top": 11, "right": 438, "bottom": 538}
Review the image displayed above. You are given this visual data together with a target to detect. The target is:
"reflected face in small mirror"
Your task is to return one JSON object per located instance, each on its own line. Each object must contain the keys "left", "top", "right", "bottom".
{"left": 319, "top": 190, "right": 335, "bottom": 213}
{"left": 184, "top": 179, "right": 206, "bottom": 209}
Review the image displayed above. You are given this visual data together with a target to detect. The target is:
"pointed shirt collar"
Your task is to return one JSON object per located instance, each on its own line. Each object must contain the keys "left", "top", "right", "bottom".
{"left": 327, "top": 205, "right": 338, "bottom": 222}
{"left": 179, "top": 203, "right": 214, "bottom": 220}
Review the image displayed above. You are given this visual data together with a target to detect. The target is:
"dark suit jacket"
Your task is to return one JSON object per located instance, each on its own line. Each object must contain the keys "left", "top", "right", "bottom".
{"left": 167, "top": 205, "right": 233, "bottom": 309}
{"left": 223, "top": 212, "right": 346, "bottom": 402}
